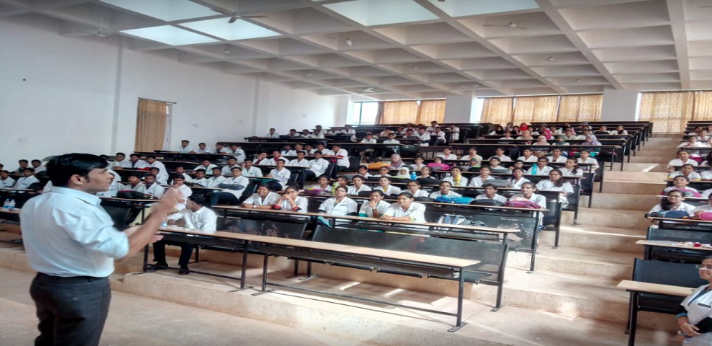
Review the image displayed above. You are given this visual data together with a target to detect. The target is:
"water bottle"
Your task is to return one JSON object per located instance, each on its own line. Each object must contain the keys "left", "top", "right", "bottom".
{"left": 410, "top": 171, "right": 417, "bottom": 180}
{"left": 161, "top": 219, "right": 168, "bottom": 228}
{"left": 8, "top": 199, "right": 15, "bottom": 211}
{"left": 2, "top": 200, "right": 7, "bottom": 210}
{"left": 531, "top": 165, "right": 538, "bottom": 175}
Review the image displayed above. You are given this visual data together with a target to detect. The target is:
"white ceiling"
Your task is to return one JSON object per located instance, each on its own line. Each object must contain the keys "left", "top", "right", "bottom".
{"left": 2, "top": 0, "right": 712, "bottom": 100}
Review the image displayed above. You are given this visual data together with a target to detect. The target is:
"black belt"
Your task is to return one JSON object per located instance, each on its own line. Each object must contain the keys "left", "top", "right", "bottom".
{"left": 36, "top": 272, "right": 107, "bottom": 283}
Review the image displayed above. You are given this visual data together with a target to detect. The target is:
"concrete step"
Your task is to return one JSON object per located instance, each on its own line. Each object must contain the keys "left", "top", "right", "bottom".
{"left": 634, "top": 150, "right": 678, "bottom": 157}
{"left": 604, "top": 170, "right": 668, "bottom": 183}
{"left": 540, "top": 224, "right": 645, "bottom": 253}
{"left": 509, "top": 246, "right": 636, "bottom": 279}
{"left": 629, "top": 156, "right": 672, "bottom": 164}
{"left": 562, "top": 208, "right": 650, "bottom": 230}
{"left": 581, "top": 193, "right": 659, "bottom": 211}
{"left": 611, "top": 162, "right": 665, "bottom": 172}
{"left": 596, "top": 181, "right": 665, "bottom": 195}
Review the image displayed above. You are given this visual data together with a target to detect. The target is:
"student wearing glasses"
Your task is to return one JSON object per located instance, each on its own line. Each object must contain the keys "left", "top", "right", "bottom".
{"left": 273, "top": 185, "right": 308, "bottom": 212}
{"left": 648, "top": 190, "right": 696, "bottom": 217}
{"left": 405, "top": 180, "right": 429, "bottom": 198}
{"left": 536, "top": 169, "right": 574, "bottom": 206}
{"left": 676, "top": 256, "right": 712, "bottom": 345}
{"left": 359, "top": 190, "right": 390, "bottom": 218}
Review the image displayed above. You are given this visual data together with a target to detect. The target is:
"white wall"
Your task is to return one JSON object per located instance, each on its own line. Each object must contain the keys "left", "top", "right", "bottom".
{"left": 0, "top": 14, "right": 345, "bottom": 167}
{"left": 600, "top": 90, "right": 640, "bottom": 121}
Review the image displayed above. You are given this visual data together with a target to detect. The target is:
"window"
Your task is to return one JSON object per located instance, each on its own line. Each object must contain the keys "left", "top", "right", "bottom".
{"left": 351, "top": 102, "right": 379, "bottom": 125}
{"left": 481, "top": 94, "right": 602, "bottom": 125}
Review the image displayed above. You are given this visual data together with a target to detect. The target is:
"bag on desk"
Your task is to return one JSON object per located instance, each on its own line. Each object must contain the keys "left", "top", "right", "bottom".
{"left": 504, "top": 200, "right": 541, "bottom": 209}
{"left": 117, "top": 191, "right": 146, "bottom": 199}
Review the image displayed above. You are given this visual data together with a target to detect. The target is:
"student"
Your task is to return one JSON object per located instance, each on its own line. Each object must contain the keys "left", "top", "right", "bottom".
{"left": 527, "top": 157, "right": 553, "bottom": 176}
{"left": 143, "top": 174, "right": 165, "bottom": 198}
{"left": 417, "top": 127, "right": 431, "bottom": 147}
{"left": 356, "top": 165, "right": 372, "bottom": 178}
{"left": 192, "top": 169, "right": 208, "bottom": 187}
{"left": 300, "top": 129, "right": 313, "bottom": 138}
{"left": 168, "top": 175, "right": 193, "bottom": 211}
{"left": 207, "top": 168, "right": 226, "bottom": 188}
{"left": 194, "top": 159, "right": 217, "bottom": 173}
{"left": 215, "top": 143, "right": 231, "bottom": 154}
{"left": 692, "top": 195, "right": 712, "bottom": 218}
{"left": 281, "top": 145, "right": 295, "bottom": 157}
{"left": 508, "top": 168, "right": 530, "bottom": 189}
{"left": 418, "top": 166, "right": 435, "bottom": 181}
{"left": 389, "top": 154, "right": 406, "bottom": 169}
{"left": 560, "top": 158, "right": 584, "bottom": 177}
{"left": 120, "top": 173, "right": 146, "bottom": 193}
{"left": 509, "top": 182, "right": 547, "bottom": 209}
{"left": 336, "top": 125, "right": 356, "bottom": 137}
{"left": 381, "top": 192, "right": 426, "bottom": 223}
{"left": 516, "top": 148, "right": 538, "bottom": 163}
{"left": 331, "top": 176, "right": 350, "bottom": 195}
{"left": 536, "top": 169, "right": 574, "bottom": 206}
{"left": 373, "top": 166, "right": 392, "bottom": 178}
{"left": 273, "top": 185, "right": 308, "bottom": 212}
{"left": 432, "top": 127, "right": 447, "bottom": 145}
{"left": 374, "top": 176, "right": 402, "bottom": 196}
{"left": 405, "top": 180, "right": 430, "bottom": 198}
{"left": 221, "top": 157, "right": 241, "bottom": 177}
{"left": 475, "top": 183, "right": 508, "bottom": 204}
{"left": 196, "top": 142, "right": 214, "bottom": 154}
{"left": 173, "top": 165, "right": 193, "bottom": 183}
{"left": 509, "top": 160, "right": 525, "bottom": 171}
{"left": 315, "top": 143, "right": 331, "bottom": 156}
{"left": 241, "top": 157, "right": 263, "bottom": 178}
{"left": 448, "top": 124, "right": 460, "bottom": 142}
{"left": 516, "top": 130, "right": 534, "bottom": 140}
{"left": 489, "top": 125, "right": 505, "bottom": 136}
{"left": 429, "top": 181, "right": 462, "bottom": 199}
{"left": 668, "top": 150, "right": 699, "bottom": 172}
{"left": 443, "top": 166, "right": 469, "bottom": 187}
{"left": 555, "top": 136, "right": 570, "bottom": 146}
{"left": 663, "top": 176, "right": 700, "bottom": 197}
{"left": 111, "top": 153, "right": 130, "bottom": 169}
{"left": 347, "top": 175, "right": 372, "bottom": 195}
{"left": 488, "top": 157, "right": 509, "bottom": 173}
{"left": 15, "top": 159, "right": 29, "bottom": 174}
{"left": 669, "top": 164, "right": 702, "bottom": 181}
{"left": 31, "top": 159, "right": 46, "bottom": 174}
{"left": 383, "top": 132, "right": 400, "bottom": 144}
{"left": 426, "top": 121, "right": 439, "bottom": 133}
{"left": 177, "top": 140, "right": 193, "bottom": 153}
{"left": 265, "top": 151, "right": 284, "bottom": 166}
{"left": 242, "top": 185, "right": 280, "bottom": 209}
{"left": 318, "top": 186, "right": 358, "bottom": 216}
{"left": 147, "top": 168, "right": 165, "bottom": 186}
{"left": 547, "top": 148, "right": 567, "bottom": 163}
{"left": 254, "top": 151, "right": 269, "bottom": 165}
{"left": 288, "top": 129, "right": 298, "bottom": 137}
{"left": 15, "top": 168, "right": 40, "bottom": 189}
{"left": 229, "top": 144, "right": 246, "bottom": 163}
{"left": 359, "top": 190, "right": 390, "bottom": 218}
{"left": 126, "top": 154, "right": 149, "bottom": 170}
{"left": 303, "top": 151, "right": 329, "bottom": 183}
{"left": 410, "top": 156, "right": 426, "bottom": 172}
{"left": 461, "top": 148, "right": 482, "bottom": 165}
{"left": 701, "top": 165, "right": 712, "bottom": 180}
{"left": 289, "top": 151, "right": 311, "bottom": 167}
{"left": 311, "top": 129, "right": 325, "bottom": 139}
{"left": 612, "top": 125, "right": 628, "bottom": 135}
{"left": 332, "top": 145, "right": 350, "bottom": 172}
{"left": 468, "top": 166, "right": 495, "bottom": 187}
{"left": 438, "top": 147, "right": 458, "bottom": 160}
{"left": 305, "top": 175, "right": 333, "bottom": 195}
{"left": 490, "top": 147, "right": 512, "bottom": 162}
{"left": 501, "top": 131, "right": 515, "bottom": 140}
{"left": 267, "top": 159, "right": 291, "bottom": 190}
{"left": 265, "top": 128, "right": 280, "bottom": 138}
{"left": 155, "top": 195, "right": 217, "bottom": 275}
{"left": 210, "top": 167, "right": 248, "bottom": 206}
{"left": 360, "top": 132, "right": 377, "bottom": 144}
{"left": 145, "top": 156, "right": 168, "bottom": 183}
{"left": 648, "top": 190, "right": 696, "bottom": 217}
{"left": 577, "top": 150, "right": 599, "bottom": 172}
{"left": 0, "top": 170, "right": 16, "bottom": 188}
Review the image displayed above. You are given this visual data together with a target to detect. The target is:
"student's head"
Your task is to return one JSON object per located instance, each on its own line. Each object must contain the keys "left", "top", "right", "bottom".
{"left": 617, "top": 125, "right": 625, "bottom": 131}
{"left": 431, "top": 121, "right": 438, "bottom": 126}
{"left": 388, "top": 133, "right": 396, "bottom": 139}
{"left": 175, "top": 165, "right": 186, "bottom": 174}
{"left": 565, "top": 158, "right": 577, "bottom": 169}
{"left": 201, "top": 159, "right": 211, "bottom": 167}
{"left": 181, "top": 140, "right": 189, "bottom": 148}
{"left": 211, "top": 167, "right": 222, "bottom": 176}
{"left": 313, "top": 151, "right": 323, "bottom": 159}
{"left": 489, "top": 157, "right": 501, "bottom": 167}
{"left": 0, "top": 170, "right": 8, "bottom": 179}
{"left": 537, "top": 136, "right": 547, "bottom": 142}
{"left": 187, "top": 195, "right": 207, "bottom": 212}
{"left": 443, "top": 147, "right": 452, "bottom": 155}
{"left": 199, "top": 143, "right": 207, "bottom": 150}
{"left": 433, "top": 157, "right": 443, "bottom": 163}
{"left": 549, "top": 169, "right": 563, "bottom": 183}
{"left": 370, "top": 189, "right": 385, "bottom": 202}
{"left": 357, "top": 165, "right": 368, "bottom": 175}
{"left": 297, "top": 151, "right": 306, "bottom": 159}
{"left": 146, "top": 155, "right": 156, "bottom": 163}
{"left": 434, "top": 127, "right": 442, "bottom": 133}
{"left": 439, "top": 181, "right": 452, "bottom": 194}
{"left": 284, "top": 185, "right": 300, "bottom": 197}
{"left": 420, "top": 166, "right": 431, "bottom": 176}
{"left": 127, "top": 174, "right": 140, "bottom": 185}
{"left": 31, "top": 159, "right": 41, "bottom": 168}
{"left": 414, "top": 156, "right": 424, "bottom": 164}
{"left": 513, "top": 160, "right": 524, "bottom": 169}
{"left": 391, "top": 154, "right": 401, "bottom": 163}
{"left": 145, "top": 174, "right": 156, "bottom": 185}
{"left": 316, "top": 143, "right": 325, "bottom": 150}
{"left": 227, "top": 157, "right": 237, "bottom": 166}
{"left": 332, "top": 144, "right": 341, "bottom": 151}
{"left": 318, "top": 175, "right": 330, "bottom": 186}
{"left": 231, "top": 167, "right": 243, "bottom": 177}
{"left": 379, "top": 176, "right": 391, "bottom": 187}
{"left": 664, "top": 189, "right": 685, "bottom": 207}
{"left": 114, "top": 153, "right": 125, "bottom": 162}
{"left": 272, "top": 150, "right": 281, "bottom": 158}
{"left": 379, "top": 166, "right": 390, "bottom": 175}
{"left": 334, "top": 185, "right": 348, "bottom": 197}
{"left": 283, "top": 145, "right": 292, "bottom": 151}
{"left": 396, "top": 192, "right": 415, "bottom": 208}
{"left": 46, "top": 153, "right": 110, "bottom": 192}
{"left": 128, "top": 154, "right": 139, "bottom": 162}
{"left": 304, "top": 144, "right": 312, "bottom": 151}
{"left": 538, "top": 157, "right": 549, "bottom": 166}
{"left": 406, "top": 180, "right": 420, "bottom": 193}
{"left": 171, "top": 175, "right": 185, "bottom": 186}
{"left": 512, "top": 167, "right": 524, "bottom": 179}
{"left": 495, "top": 147, "right": 505, "bottom": 156}
{"left": 302, "top": 129, "right": 310, "bottom": 135}
{"left": 289, "top": 129, "right": 297, "bottom": 135}
{"left": 451, "top": 166, "right": 463, "bottom": 176}
{"left": 418, "top": 127, "right": 426, "bottom": 134}
{"left": 269, "top": 128, "right": 276, "bottom": 134}
{"left": 258, "top": 151, "right": 268, "bottom": 159}
{"left": 479, "top": 166, "right": 491, "bottom": 177}
{"left": 681, "top": 164, "right": 695, "bottom": 175}
{"left": 672, "top": 175, "right": 690, "bottom": 188}
{"left": 215, "top": 143, "right": 224, "bottom": 150}
{"left": 521, "top": 182, "right": 536, "bottom": 196}
{"left": 365, "top": 132, "right": 373, "bottom": 139}
{"left": 352, "top": 175, "right": 365, "bottom": 186}
{"left": 522, "top": 149, "right": 532, "bottom": 157}
{"left": 687, "top": 136, "right": 697, "bottom": 144}
{"left": 336, "top": 176, "right": 348, "bottom": 186}
{"left": 256, "top": 184, "right": 270, "bottom": 196}
{"left": 294, "top": 144, "right": 303, "bottom": 151}
{"left": 195, "top": 169, "right": 206, "bottom": 178}
{"left": 551, "top": 148, "right": 562, "bottom": 157}
{"left": 482, "top": 183, "right": 498, "bottom": 197}
{"left": 276, "top": 158, "right": 286, "bottom": 168}
{"left": 678, "top": 150, "right": 690, "bottom": 161}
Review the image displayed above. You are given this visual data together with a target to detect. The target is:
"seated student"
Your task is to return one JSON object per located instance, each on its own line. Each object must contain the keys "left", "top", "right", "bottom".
{"left": 299, "top": 129, "right": 313, "bottom": 138}
{"left": 509, "top": 160, "right": 525, "bottom": 171}
{"left": 692, "top": 195, "right": 712, "bottom": 219}
{"left": 488, "top": 157, "right": 510, "bottom": 173}
{"left": 264, "top": 151, "right": 284, "bottom": 166}
{"left": 501, "top": 131, "right": 515, "bottom": 140}
{"left": 281, "top": 145, "right": 295, "bottom": 157}
{"left": 196, "top": 142, "right": 214, "bottom": 154}
{"left": 447, "top": 124, "right": 460, "bottom": 142}
{"left": 143, "top": 174, "right": 165, "bottom": 198}
{"left": 417, "top": 127, "right": 431, "bottom": 147}
{"left": 410, "top": 156, "right": 427, "bottom": 172}
{"left": 215, "top": 142, "right": 231, "bottom": 154}
{"left": 429, "top": 181, "right": 462, "bottom": 199}
{"left": 560, "top": 158, "right": 584, "bottom": 177}
{"left": 15, "top": 159, "right": 29, "bottom": 174}
{"left": 332, "top": 144, "right": 351, "bottom": 173}
{"left": 0, "top": 170, "right": 16, "bottom": 188}
{"left": 701, "top": 165, "right": 712, "bottom": 180}
{"left": 267, "top": 159, "right": 291, "bottom": 190}
{"left": 547, "top": 148, "right": 567, "bottom": 163}
{"left": 120, "top": 173, "right": 146, "bottom": 193}
{"left": 357, "top": 165, "right": 372, "bottom": 178}
{"left": 145, "top": 156, "right": 168, "bottom": 183}
{"left": 229, "top": 144, "right": 246, "bottom": 163}
{"left": 177, "top": 140, "right": 193, "bottom": 153}
{"left": 360, "top": 132, "right": 377, "bottom": 144}
{"left": 287, "top": 129, "right": 298, "bottom": 137}
{"left": 668, "top": 150, "right": 699, "bottom": 172}
{"left": 594, "top": 126, "right": 609, "bottom": 136}
{"left": 304, "top": 144, "right": 315, "bottom": 155}
{"left": 149, "top": 167, "right": 167, "bottom": 185}
{"left": 443, "top": 166, "right": 469, "bottom": 187}
{"left": 172, "top": 165, "right": 193, "bottom": 183}
{"left": 577, "top": 150, "right": 599, "bottom": 172}
{"left": 662, "top": 176, "right": 701, "bottom": 197}
{"left": 405, "top": 180, "right": 430, "bottom": 198}
{"left": 554, "top": 136, "right": 570, "bottom": 146}
{"left": 347, "top": 175, "right": 372, "bottom": 195}
{"left": 432, "top": 127, "right": 447, "bottom": 145}
{"left": 154, "top": 195, "right": 217, "bottom": 275}
{"left": 383, "top": 132, "right": 400, "bottom": 144}
{"left": 702, "top": 152, "right": 712, "bottom": 166}
{"left": 31, "top": 159, "right": 46, "bottom": 174}
{"left": 517, "top": 130, "right": 535, "bottom": 141}
{"left": 194, "top": 159, "right": 217, "bottom": 174}
{"left": 374, "top": 176, "right": 402, "bottom": 196}
{"left": 168, "top": 175, "right": 193, "bottom": 211}
{"left": 426, "top": 121, "right": 439, "bottom": 133}
{"left": 563, "top": 128, "right": 584, "bottom": 141}
{"left": 315, "top": 143, "right": 331, "bottom": 156}
{"left": 489, "top": 147, "right": 512, "bottom": 162}
{"left": 359, "top": 190, "right": 390, "bottom": 218}
{"left": 126, "top": 154, "right": 150, "bottom": 170}
{"left": 242, "top": 184, "right": 281, "bottom": 209}
{"left": 305, "top": 174, "right": 333, "bottom": 195}
{"left": 254, "top": 151, "right": 269, "bottom": 166}
{"left": 241, "top": 157, "right": 263, "bottom": 178}
{"left": 221, "top": 157, "right": 241, "bottom": 177}
{"left": 111, "top": 153, "right": 130, "bottom": 169}
{"left": 417, "top": 165, "right": 436, "bottom": 181}
{"left": 389, "top": 154, "right": 406, "bottom": 170}
{"left": 265, "top": 128, "right": 280, "bottom": 138}
{"left": 612, "top": 125, "right": 628, "bottom": 135}
{"left": 516, "top": 148, "right": 538, "bottom": 163}
{"left": 648, "top": 190, "right": 696, "bottom": 217}
{"left": 273, "top": 185, "right": 308, "bottom": 212}
{"left": 475, "top": 183, "right": 508, "bottom": 204}
{"left": 312, "top": 129, "right": 326, "bottom": 139}
{"left": 15, "top": 168, "right": 39, "bottom": 189}
{"left": 373, "top": 166, "right": 392, "bottom": 178}
{"left": 318, "top": 186, "right": 358, "bottom": 216}
{"left": 302, "top": 151, "right": 329, "bottom": 183}
{"left": 210, "top": 167, "right": 248, "bottom": 206}
{"left": 527, "top": 157, "right": 553, "bottom": 176}
{"left": 669, "top": 164, "right": 702, "bottom": 181}
{"left": 331, "top": 176, "right": 350, "bottom": 195}
{"left": 207, "top": 168, "right": 226, "bottom": 188}
{"left": 438, "top": 147, "right": 458, "bottom": 160}
{"left": 427, "top": 157, "right": 450, "bottom": 172}
{"left": 461, "top": 148, "right": 482, "bottom": 165}
{"left": 289, "top": 151, "right": 310, "bottom": 168}
{"left": 490, "top": 125, "right": 505, "bottom": 136}
{"left": 509, "top": 182, "right": 547, "bottom": 208}
{"left": 536, "top": 169, "right": 574, "bottom": 206}
{"left": 192, "top": 169, "right": 208, "bottom": 187}
{"left": 508, "top": 168, "right": 530, "bottom": 189}
{"left": 697, "top": 129, "right": 711, "bottom": 142}
{"left": 469, "top": 166, "right": 495, "bottom": 187}
{"left": 381, "top": 192, "right": 426, "bottom": 223}
{"left": 680, "top": 135, "right": 706, "bottom": 149}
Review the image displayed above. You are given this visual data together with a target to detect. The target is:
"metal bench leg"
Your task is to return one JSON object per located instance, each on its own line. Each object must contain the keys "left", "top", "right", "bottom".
{"left": 298, "top": 261, "right": 318, "bottom": 281}
{"left": 141, "top": 244, "right": 149, "bottom": 273}
{"left": 448, "top": 270, "right": 467, "bottom": 332}
{"left": 627, "top": 293, "right": 638, "bottom": 346}
{"left": 231, "top": 245, "right": 250, "bottom": 292}
{"left": 252, "top": 254, "right": 271, "bottom": 296}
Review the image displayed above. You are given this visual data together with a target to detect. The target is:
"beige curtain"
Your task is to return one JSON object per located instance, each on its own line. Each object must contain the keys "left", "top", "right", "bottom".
{"left": 639, "top": 92, "right": 694, "bottom": 134}
{"left": 481, "top": 97, "right": 514, "bottom": 125}
{"left": 693, "top": 91, "right": 712, "bottom": 120}
{"left": 512, "top": 96, "right": 559, "bottom": 125}
{"left": 135, "top": 98, "right": 167, "bottom": 151}
{"left": 557, "top": 94, "right": 603, "bottom": 122}
{"left": 416, "top": 100, "right": 446, "bottom": 124}
{"left": 380, "top": 101, "right": 419, "bottom": 124}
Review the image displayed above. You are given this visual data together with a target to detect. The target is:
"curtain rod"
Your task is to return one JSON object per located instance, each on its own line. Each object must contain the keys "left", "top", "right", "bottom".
{"left": 139, "top": 97, "right": 177, "bottom": 104}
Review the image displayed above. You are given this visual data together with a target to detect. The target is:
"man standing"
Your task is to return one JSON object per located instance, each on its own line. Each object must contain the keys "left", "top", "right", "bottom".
{"left": 20, "top": 153, "right": 179, "bottom": 346}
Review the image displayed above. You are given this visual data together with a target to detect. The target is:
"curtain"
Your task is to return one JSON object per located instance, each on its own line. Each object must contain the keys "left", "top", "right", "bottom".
{"left": 380, "top": 101, "right": 419, "bottom": 124}
{"left": 557, "top": 94, "right": 603, "bottom": 122}
{"left": 416, "top": 100, "right": 446, "bottom": 124}
{"left": 135, "top": 98, "right": 167, "bottom": 152}
{"left": 693, "top": 91, "right": 712, "bottom": 121}
{"left": 639, "top": 92, "right": 694, "bottom": 134}
{"left": 481, "top": 97, "right": 514, "bottom": 125}
{"left": 512, "top": 96, "right": 559, "bottom": 125}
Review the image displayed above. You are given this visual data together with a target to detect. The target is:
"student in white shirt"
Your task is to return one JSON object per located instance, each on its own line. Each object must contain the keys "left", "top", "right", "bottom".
{"left": 490, "top": 147, "right": 512, "bottom": 162}
{"left": 143, "top": 174, "right": 165, "bottom": 198}
{"left": 194, "top": 159, "right": 217, "bottom": 174}
{"left": 648, "top": 190, "right": 696, "bottom": 217}
{"left": 177, "top": 140, "right": 193, "bottom": 153}
{"left": 15, "top": 168, "right": 40, "bottom": 189}
{"left": 516, "top": 149, "right": 538, "bottom": 163}
{"left": 383, "top": 132, "right": 400, "bottom": 144}
{"left": 267, "top": 159, "right": 291, "bottom": 190}
{"left": 15, "top": 159, "right": 29, "bottom": 174}
{"left": 210, "top": 167, "right": 249, "bottom": 206}
{"left": 281, "top": 145, "right": 296, "bottom": 157}
{"left": 242, "top": 185, "right": 281, "bottom": 209}
{"left": 318, "top": 185, "right": 358, "bottom": 216}
{"left": 448, "top": 124, "right": 460, "bottom": 142}
{"left": 443, "top": 166, "right": 468, "bottom": 187}
{"left": 147, "top": 167, "right": 165, "bottom": 186}
{"left": 332, "top": 145, "right": 350, "bottom": 172}
{"left": 336, "top": 126, "right": 356, "bottom": 137}
{"left": 547, "top": 148, "right": 567, "bottom": 163}
{"left": 508, "top": 168, "right": 530, "bottom": 189}
{"left": 469, "top": 166, "right": 495, "bottom": 187}
{"left": 359, "top": 190, "right": 390, "bottom": 218}
{"left": 273, "top": 185, "right": 309, "bottom": 213}
{"left": 488, "top": 157, "right": 510, "bottom": 173}
{"left": 410, "top": 157, "right": 426, "bottom": 172}
{"left": 31, "top": 160, "right": 46, "bottom": 174}
{"left": 111, "top": 152, "right": 130, "bottom": 169}
{"left": 229, "top": 144, "right": 246, "bottom": 163}
{"left": 215, "top": 143, "right": 231, "bottom": 154}
{"left": 405, "top": 180, "right": 430, "bottom": 198}
{"left": 289, "top": 151, "right": 311, "bottom": 168}
{"left": 560, "top": 158, "right": 584, "bottom": 177}
{"left": 429, "top": 181, "right": 462, "bottom": 199}
{"left": 381, "top": 192, "right": 426, "bottom": 223}
{"left": 438, "top": 147, "right": 458, "bottom": 160}
{"left": 265, "top": 151, "right": 285, "bottom": 167}
{"left": 347, "top": 175, "right": 372, "bottom": 195}
{"left": 612, "top": 125, "right": 628, "bottom": 135}
{"left": 475, "top": 183, "right": 508, "bottom": 204}
{"left": 461, "top": 148, "right": 482, "bottom": 166}
{"left": 206, "top": 168, "right": 226, "bottom": 188}
{"left": 669, "top": 164, "right": 702, "bottom": 181}
{"left": 374, "top": 176, "right": 402, "bottom": 196}
{"left": 360, "top": 133, "right": 377, "bottom": 144}
{"left": 265, "top": 128, "right": 280, "bottom": 138}
{"left": 156, "top": 195, "right": 217, "bottom": 274}
{"left": 536, "top": 169, "right": 574, "bottom": 206}
{"left": 316, "top": 144, "right": 333, "bottom": 156}
{"left": 372, "top": 166, "right": 392, "bottom": 179}
{"left": 303, "top": 151, "right": 329, "bottom": 182}
{"left": 527, "top": 157, "right": 553, "bottom": 176}
{"left": 241, "top": 158, "right": 263, "bottom": 178}
{"left": 432, "top": 127, "right": 447, "bottom": 145}
{"left": 668, "top": 150, "right": 699, "bottom": 172}
{"left": 126, "top": 154, "right": 150, "bottom": 170}
{"left": 311, "top": 129, "right": 326, "bottom": 139}
{"left": 509, "top": 182, "right": 547, "bottom": 209}
{"left": 172, "top": 166, "right": 193, "bottom": 183}
{"left": 221, "top": 158, "right": 241, "bottom": 177}
{"left": 168, "top": 175, "right": 193, "bottom": 212}
{"left": 196, "top": 142, "right": 214, "bottom": 154}
{"left": 120, "top": 173, "right": 146, "bottom": 193}
{"left": 146, "top": 156, "right": 168, "bottom": 183}
{"left": 426, "top": 121, "right": 439, "bottom": 133}
{"left": 287, "top": 129, "right": 298, "bottom": 137}
{"left": 0, "top": 170, "right": 16, "bottom": 188}
{"left": 253, "top": 151, "right": 269, "bottom": 166}
{"left": 192, "top": 169, "right": 209, "bottom": 187}
{"left": 417, "top": 127, "right": 431, "bottom": 147}
{"left": 577, "top": 150, "right": 599, "bottom": 172}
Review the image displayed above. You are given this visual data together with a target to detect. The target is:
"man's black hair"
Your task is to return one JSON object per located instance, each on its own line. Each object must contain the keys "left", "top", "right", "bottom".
{"left": 46, "top": 153, "right": 109, "bottom": 187}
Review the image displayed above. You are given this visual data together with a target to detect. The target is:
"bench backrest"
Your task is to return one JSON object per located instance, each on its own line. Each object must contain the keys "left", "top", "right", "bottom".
{"left": 218, "top": 216, "right": 308, "bottom": 239}
{"left": 633, "top": 258, "right": 705, "bottom": 287}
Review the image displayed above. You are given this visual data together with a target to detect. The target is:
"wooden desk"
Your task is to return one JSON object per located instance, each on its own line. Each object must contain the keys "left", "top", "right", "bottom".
{"left": 617, "top": 280, "right": 693, "bottom": 297}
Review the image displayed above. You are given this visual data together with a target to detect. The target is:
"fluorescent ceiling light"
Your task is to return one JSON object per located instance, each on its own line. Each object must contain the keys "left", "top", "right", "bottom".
{"left": 100, "top": 0, "right": 215, "bottom": 21}
{"left": 428, "top": 0, "right": 538, "bottom": 17}
{"left": 324, "top": 0, "right": 438, "bottom": 26}
{"left": 121, "top": 26, "right": 218, "bottom": 46}
{"left": 180, "top": 19, "right": 280, "bottom": 41}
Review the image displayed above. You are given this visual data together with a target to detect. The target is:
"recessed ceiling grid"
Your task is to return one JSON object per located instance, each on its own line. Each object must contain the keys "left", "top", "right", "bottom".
{"left": 1, "top": 0, "right": 709, "bottom": 99}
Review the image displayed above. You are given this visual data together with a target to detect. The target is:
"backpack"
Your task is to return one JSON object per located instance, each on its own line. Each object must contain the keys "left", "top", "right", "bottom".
{"left": 505, "top": 200, "right": 541, "bottom": 209}
{"left": 436, "top": 214, "right": 470, "bottom": 226}
{"left": 435, "top": 196, "right": 475, "bottom": 204}
{"left": 470, "top": 199, "right": 504, "bottom": 206}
